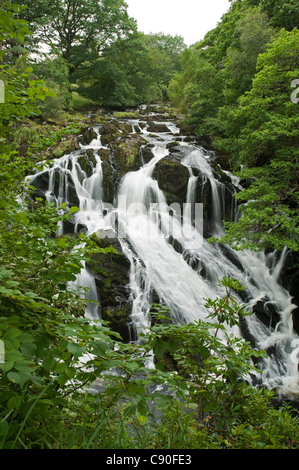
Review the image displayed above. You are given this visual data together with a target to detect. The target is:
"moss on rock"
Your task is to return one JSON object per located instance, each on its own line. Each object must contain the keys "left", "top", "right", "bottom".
{"left": 87, "top": 230, "right": 132, "bottom": 342}
{"left": 154, "top": 157, "right": 189, "bottom": 204}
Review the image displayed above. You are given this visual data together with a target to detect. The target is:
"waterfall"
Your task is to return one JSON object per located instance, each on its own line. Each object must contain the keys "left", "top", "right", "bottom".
{"left": 29, "top": 111, "right": 299, "bottom": 401}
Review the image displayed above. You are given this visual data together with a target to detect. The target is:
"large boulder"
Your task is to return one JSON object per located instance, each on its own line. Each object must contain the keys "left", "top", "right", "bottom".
{"left": 100, "top": 120, "right": 132, "bottom": 145}
{"left": 87, "top": 229, "right": 133, "bottom": 342}
{"left": 112, "top": 133, "right": 146, "bottom": 176}
{"left": 146, "top": 122, "right": 171, "bottom": 133}
{"left": 101, "top": 160, "right": 115, "bottom": 204}
{"left": 78, "top": 127, "right": 98, "bottom": 145}
{"left": 154, "top": 156, "right": 189, "bottom": 205}
{"left": 77, "top": 150, "right": 96, "bottom": 178}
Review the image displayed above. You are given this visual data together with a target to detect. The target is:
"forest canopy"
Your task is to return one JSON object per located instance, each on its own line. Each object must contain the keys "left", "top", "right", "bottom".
{"left": 3, "top": 0, "right": 186, "bottom": 109}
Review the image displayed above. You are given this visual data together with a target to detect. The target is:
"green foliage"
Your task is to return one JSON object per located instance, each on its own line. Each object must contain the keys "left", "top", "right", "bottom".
{"left": 259, "top": 0, "right": 299, "bottom": 30}
{"left": 215, "top": 162, "right": 299, "bottom": 252}
{"left": 1, "top": 1, "right": 298, "bottom": 450}
{"left": 77, "top": 32, "right": 185, "bottom": 108}
{"left": 168, "top": 1, "right": 298, "bottom": 251}
{"left": 32, "top": 55, "right": 72, "bottom": 119}
{"left": 0, "top": 1, "right": 30, "bottom": 49}
{"left": 225, "top": 28, "right": 299, "bottom": 167}
{"left": 143, "top": 33, "right": 186, "bottom": 98}
{"left": 223, "top": 7, "right": 276, "bottom": 103}
{"left": 143, "top": 279, "right": 264, "bottom": 423}
{"left": 13, "top": 0, "right": 137, "bottom": 78}
{"left": 215, "top": 29, "right": 299, "bottom": 251}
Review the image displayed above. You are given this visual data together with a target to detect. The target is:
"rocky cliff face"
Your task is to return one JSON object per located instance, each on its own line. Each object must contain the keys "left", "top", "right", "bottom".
{"left": 88, "top": 229, "right": 133, "bottom": 342}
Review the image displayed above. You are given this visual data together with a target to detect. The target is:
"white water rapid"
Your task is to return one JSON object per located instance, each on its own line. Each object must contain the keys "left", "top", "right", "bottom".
{"left": 29, "top": 111, "right": 299, "bottom": 401}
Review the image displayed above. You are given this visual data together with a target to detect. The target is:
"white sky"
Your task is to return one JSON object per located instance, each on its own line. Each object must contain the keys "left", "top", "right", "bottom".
{"left": 125, "top": 0, "right": 231, "bottom": 46}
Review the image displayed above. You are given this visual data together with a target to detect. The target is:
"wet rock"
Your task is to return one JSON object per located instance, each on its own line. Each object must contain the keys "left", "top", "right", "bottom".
{"left": 62, "top": 218, "right": 86, "bottom": 235}
{"left": 30, "top": 170, "right": 49, "bottom": 192}
{"left": 77, "top": 152, "right": 95, "bottom": 177}
{"left": 113, "top": 134, "right": 146, "bottom": 175}
{"left": 101, "top": 160, "right": 114, "bottom": 204}
{"left": 252, "top": 297, "right": 281, "bottom": 330}
{"left": 100, "top": 120, "right": 132, "bottom": 145}
{"left": 87, "top": 229, "right": 132, "bottom": 342}
{"left": 210, "top": 161, "right": 232, "bottom": 184}
{"left": 154, "top": 157, "right": 189, "bottom": 204}
{"left": 146, "top": 122, "right": 170, "bottom": 133}
{"left": 65, "top": 175, "right": 80, "bottom": 207}
{"left": 137, "top": 144, "right": 155, "bottom": 165}
{"left": 279, "top": 251, "right": 299, "bottom": 335}
{"left": 101, "top": 306, "right": 133, "bottom": 343}
{"left": 194, "top": 172, "right": 237, "bottom": 238}
{"left": 97, "top": 147, "right": 110, "bottom": 163}
{"left": 78, "top": 127, "right": 98, "bottom": 145}
{"left": 194, "top": 176, "right": 213, "bottom": 237}
{"left": 166, "top": 141, "right": 181, "bottom": 150}
{"left": 29, "top": 168, "right": 79, "bottom": 207}
{"left": 210, "top": 153, "right": 232, "bottom": 172}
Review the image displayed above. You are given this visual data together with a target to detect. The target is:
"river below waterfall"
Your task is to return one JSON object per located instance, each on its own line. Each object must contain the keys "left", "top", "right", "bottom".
{"left": 29, "top": 106, "right": 299, "bottom": 401}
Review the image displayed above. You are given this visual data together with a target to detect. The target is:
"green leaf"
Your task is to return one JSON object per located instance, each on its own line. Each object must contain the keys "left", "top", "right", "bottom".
{"left": 14, "top": 212, "right": 30, "bottom": 225}
{"left": 64, "top": 366, "right": 76, "bottom": 379}
{"left": 42, "top": 356, "right": 56, "bottom": 372}
{"left": 7, "top": 371, "right": 28, "bottom": 387}
{"left": 7, "top": 395, "right": 22, "bottom": 410}
{"left": 67, "top": 342, "right": 85, "bottom": 359}
{"left": 91, "top": 340, "right": 110, "bottom": 356}
{"left": 67, "top": 206, "right": 79, "bottom": 214}
{"left": 154, "top": 340, "right": 169, "bottom": 359}
{"left": 0, "top": 420, "right": 9, "bottom": 437}
{"left": 3, "top": 328, "right": 22, "bottom": 339}
{"left": 20, "top": 342, "right": 37, "bottom": 357}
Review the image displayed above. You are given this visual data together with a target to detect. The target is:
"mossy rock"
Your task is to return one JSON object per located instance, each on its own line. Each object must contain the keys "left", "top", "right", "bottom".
{"left": 101, "top": 306, "right": 133, "bottom": 342}
{"left": 113, "top": 134, "right": 146, "bottom": 174}
{"left": 77, "top": 153, "right": 95, "bottom": 177}
{"left": 166, "top": 141, "right": 181, "bottom": 149}
{"left": 52, "top": 137, "right": 81, "bottom": 158}
{"left": 146, "top": 122, "right": 170, "bottom": 133}
{"left": 88, "top": 231, "right": 131, "bottom": 296}
{"left": 87, "top": 230, "right": 132, "bottom": 342}
{"left": 101, "top": 160, "right": 115, "bottom": 203}
{"left": 78, "top": 127, "right": 98, "bottom": 145}
{"left": 98, "top": 147, "right": 110, "bottom": 163}
{"left": 100, "top": 120, "right": 132, "bottom": 146}
{"left": 154, "top": 157, "right": 189, "bottom": 204}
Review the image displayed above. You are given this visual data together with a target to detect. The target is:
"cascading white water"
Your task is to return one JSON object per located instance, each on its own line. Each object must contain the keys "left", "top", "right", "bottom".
{"left": 29, "top": 112, "right": 299, "bottom": 400}
{"left": 30, "top": 127, "right": 106, "bottom": 314}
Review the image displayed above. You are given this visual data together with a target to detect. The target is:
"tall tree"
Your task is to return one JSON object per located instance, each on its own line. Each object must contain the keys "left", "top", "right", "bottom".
{"left": 14, "top": 0, "right": 137, "bottom": 77}
{"left": 218, "top": 29, "right": 299, "bottom": 251}
{"left": 143, "top": 33, "right": 186, "bottom": 92}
